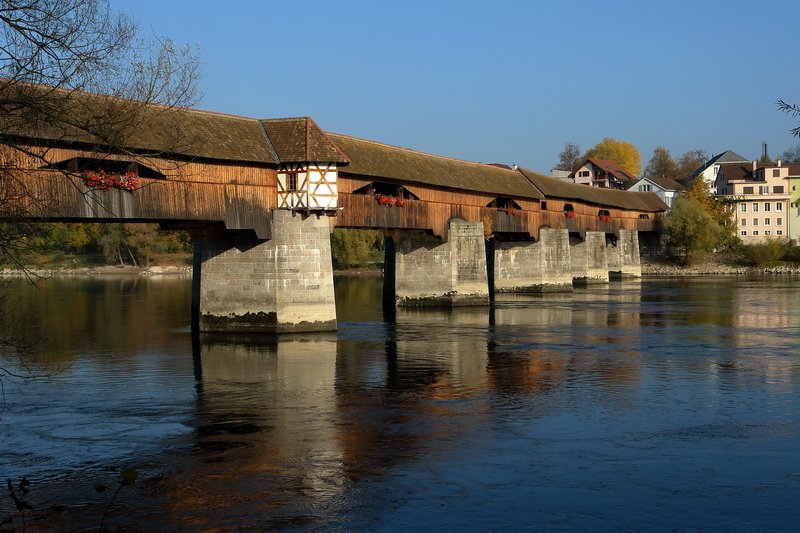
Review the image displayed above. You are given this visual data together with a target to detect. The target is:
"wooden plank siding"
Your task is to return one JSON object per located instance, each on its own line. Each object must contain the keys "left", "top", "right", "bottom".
{"left": 3, "top": 144, "right": 278, "bottom": 238}
{"left": 4, "top": 145, "right": 664, "bottom": 242}
{"left": 335, "top": 173, "right": 664, "bottom": 239}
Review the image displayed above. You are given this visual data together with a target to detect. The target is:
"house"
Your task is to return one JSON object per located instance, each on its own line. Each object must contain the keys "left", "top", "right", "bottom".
{"left": 716, "top": 160, "right": 795, "bottom": 243}
{"left": 571, "top": 158, "right": 636, "bottom": 189}
{"left": 627, "top": 176, "right": 686, "bottom": 208}
{"left": 688, "top": 150, "right": 748, "bottom": 193}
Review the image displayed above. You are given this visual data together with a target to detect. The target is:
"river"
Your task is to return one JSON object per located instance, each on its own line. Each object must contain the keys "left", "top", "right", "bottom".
{"left": 1, "top": 274, "right": 799, "bottom": 531}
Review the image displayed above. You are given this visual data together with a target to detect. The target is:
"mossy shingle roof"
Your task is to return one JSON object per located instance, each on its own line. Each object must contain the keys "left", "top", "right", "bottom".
{"left": 518, "top": 167, "right": 667, "bottom": 211}
{"left": 326, "top": 132, "right": 544, "bottom": 199}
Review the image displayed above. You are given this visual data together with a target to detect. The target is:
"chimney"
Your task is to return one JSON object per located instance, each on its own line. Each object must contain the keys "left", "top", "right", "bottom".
{"left": 777, "top": 159, "right": 782, "bottom": 167}
{"left": 752, "top": 160, "right": 757, "bottom": 171}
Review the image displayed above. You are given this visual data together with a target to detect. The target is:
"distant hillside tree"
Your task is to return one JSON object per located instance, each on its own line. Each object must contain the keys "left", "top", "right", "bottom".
{"left": 779, "top": 143, "right": 800, "bottom": 162}
{"left": 675, "top": 149, "right": 708, "bottom": 183}
{"left": 642, "top": 146, "right": 678, "bottom": 180}
{"left": 555, "top": 142, "right": 582, "bottom": 171}
{"left": 585, "top": 137, "right": 641, "bottom": 177}
{"left": 330, "top": 229, "right": 383, "bottom": 269}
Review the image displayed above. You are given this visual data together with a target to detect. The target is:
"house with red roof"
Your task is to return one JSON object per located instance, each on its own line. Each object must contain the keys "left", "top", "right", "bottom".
{"left": 570, "top": 158, "right": 637, "bottom": 190}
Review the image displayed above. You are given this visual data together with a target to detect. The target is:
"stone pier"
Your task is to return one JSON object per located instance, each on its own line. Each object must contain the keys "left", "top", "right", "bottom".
{"left": 386, "top": 219, "right": 489, "bottom": 306}
{"left": 571, "top": 231, "right": 609, "bottom": 284}
{"left": 493, "top": 228, "right": 573, "bottom": 292}
{"left": 195, "top": 210, "right": 337, "bottom": 333}
{"left": 608, "top": 229, "right": 642, "bottom": 279}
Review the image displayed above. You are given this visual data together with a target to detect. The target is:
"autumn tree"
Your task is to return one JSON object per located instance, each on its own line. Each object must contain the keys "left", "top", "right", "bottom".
{"left": 686, "top": 178, "right": 736, "bottom": 247}
{"left": 585, "top": 137, "right": 641, "bottom": 177}
{"left": 665, "top": 197, "right": 725, "bottom": 265}
{"left": 555, "top": 142, "right": 582, "bottom": 172}
{"left": 675, "top": 149, "right": 707, "bottom": 183}
{"left": 641, "top": 146, "right": 677, "bottom": 180}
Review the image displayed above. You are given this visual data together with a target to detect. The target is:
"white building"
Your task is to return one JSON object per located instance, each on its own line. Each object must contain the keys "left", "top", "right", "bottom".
{"left": 689, "top": 150, "right": 748, "bottom": 194}
{"left": 627, "top": 176, "right": 686, "bottom": 208}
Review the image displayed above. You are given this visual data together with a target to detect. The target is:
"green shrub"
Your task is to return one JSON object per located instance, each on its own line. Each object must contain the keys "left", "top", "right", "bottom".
{"left": 780, "top": 244, "right": 800, "bottom": 263}
{"left": 739, "top": 238, "right": 790, "bottom": 267}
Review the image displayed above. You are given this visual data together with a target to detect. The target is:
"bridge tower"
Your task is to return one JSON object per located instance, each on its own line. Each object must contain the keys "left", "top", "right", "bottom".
{"left": 195, "top": 117, "right": 348, "bottom": 333}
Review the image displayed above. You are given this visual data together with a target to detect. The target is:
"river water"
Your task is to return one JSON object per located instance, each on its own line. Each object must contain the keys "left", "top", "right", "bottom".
{"left": 1, "top": 275, "right": 799, "bottom": 531}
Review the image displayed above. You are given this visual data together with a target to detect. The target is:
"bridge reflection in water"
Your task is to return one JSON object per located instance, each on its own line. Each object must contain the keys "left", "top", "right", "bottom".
{"left": 1, "top": 275, "right": 799, "bottom": 530}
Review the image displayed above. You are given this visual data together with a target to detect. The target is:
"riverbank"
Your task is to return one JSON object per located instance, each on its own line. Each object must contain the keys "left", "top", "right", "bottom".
{"left": 3, "top": 259, "right": 800, "bottom": 278}
{"left": 0, "top": 264, "right": 191, "bottom": 278}
{"left": 641, "top": 257, "right": 800, "bottom": 276}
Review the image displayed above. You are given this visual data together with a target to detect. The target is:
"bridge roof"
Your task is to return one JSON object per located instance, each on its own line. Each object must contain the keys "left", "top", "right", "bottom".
{"left": 261, "top": 117, "right": 349, "bottom": 164}
{"left": 0, "top": 82, "right": 347, "bottom": 165}
{"left": 518, "top": 167, "right": 668, "bottom": 212}
{"left": 326, "top": 133, "right": 545, "bottom": 200}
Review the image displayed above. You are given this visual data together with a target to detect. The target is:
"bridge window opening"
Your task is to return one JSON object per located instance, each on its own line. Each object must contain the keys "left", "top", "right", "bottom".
{"left": 598, "top": 209, "right": 611, "bottom": 222}
{"left": 46, "top": 157, "right": 165, "bottom": 179}
{"left": 353, "top": 182, "right": 419, "bottom": 200}
{"left": 563, "top": 204, "right": 576, "bottom": 218}
{"left": 486, "top": 197, "right": 521, "bottom": 210}
{"left": 639, "top": 213, "right": 650, "bottom": 219}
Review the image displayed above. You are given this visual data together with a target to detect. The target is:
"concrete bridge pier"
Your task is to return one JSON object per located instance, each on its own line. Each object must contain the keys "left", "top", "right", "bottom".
{"left": 608, "top": 229, "right": 642, "bottom": 279}
{"left": 493, "top": 228, "right": 573, "bottom": 293}
{"left": 571, "top": 231, "right": 609, "bottom": 285}
{"left": 385, "top": 219, "right": 489, "bottom": 307}
{"left": 195, "top": 210, "right": 337, "bottom": 333}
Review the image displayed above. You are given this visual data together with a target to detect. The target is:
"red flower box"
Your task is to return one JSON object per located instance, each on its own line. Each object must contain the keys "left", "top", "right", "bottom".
{"left": 81, "top": 170, "right": 139, "bottom": 192}
{"left": 565, "top": 211, "right": 577, "bottom": 219}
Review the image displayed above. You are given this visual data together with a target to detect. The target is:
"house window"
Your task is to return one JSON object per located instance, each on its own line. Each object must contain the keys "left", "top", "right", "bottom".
{"left": 753, "top": 231, "right": 759, "bottom": 236}
{"left": 765, "top": 203, "right": 771, "bottom": 212}
{"left": 776, "top": 203, "right": 783, "bottom": 211}
{"left": 640, "top": 184, "right": 651, "bottom": 192}
{"left": 741, "top": 219, "right": 746, "bottom": 226}
{"left": 774, "top": 186, "right": 784, "bottom": 193}
{"left": 764, "top": 218, "right": 770, "bottom": 226}
{"left": 773, "top": 169, "right": 780, "bottom": 177}
{"left": 287, "top": 173, "right": 298, "bottom": 191}
{"left": 777, "top": 218, "right": 782, "bottom": 226}
{"left": 579, "top": 170, "right": 590, "bottom": 177}
{"left": 760, "top": 186, "right": 769, "bottom": 194}
{"left": 752, "top": 203, "right": 759, "bottom": 212}
{"left": 753, "top": 218, "right": 759, "bottom": 226}
{"left": 740, "top": 204, "right": 747, "bottom": 213}
{"left": 743, "top": 186, "right": 754, "bottom": 194}
{"left": 777, "top": 230, "right": 784, "bottom": 235}
{"left": 765, "top": 230, "right": 771, "bottom": 235}
{"left": 741, "top": 231, "right": 747, "bottom": 236}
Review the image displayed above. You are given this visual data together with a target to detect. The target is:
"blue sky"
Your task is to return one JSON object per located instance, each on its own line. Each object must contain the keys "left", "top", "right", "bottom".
{"left": 116, "top": 0, "right": 800, "bottom": 173}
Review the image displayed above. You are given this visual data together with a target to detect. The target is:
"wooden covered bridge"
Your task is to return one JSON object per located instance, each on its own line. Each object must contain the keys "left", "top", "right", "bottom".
{"left": 0, "top": 85, "right": 667, "bottom": 332}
